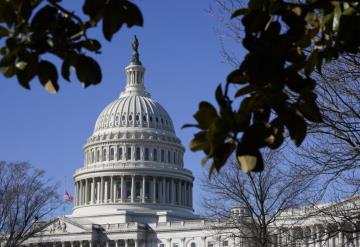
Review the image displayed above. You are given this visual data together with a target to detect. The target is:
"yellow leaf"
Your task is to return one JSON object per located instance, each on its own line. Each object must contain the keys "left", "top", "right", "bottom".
{"left": 238, "top": 155, "right": 257, "bottom": 173}
{"left": 44, "top": 80, "right": 57, "bottom": 94}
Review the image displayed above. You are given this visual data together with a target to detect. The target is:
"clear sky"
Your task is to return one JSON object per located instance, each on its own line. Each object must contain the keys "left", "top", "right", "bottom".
{"left": 0, "top": 0, "right": 242, "bottom": 215}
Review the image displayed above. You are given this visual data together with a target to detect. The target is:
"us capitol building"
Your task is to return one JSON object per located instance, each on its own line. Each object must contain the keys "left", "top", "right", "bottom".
{"left": 18, "top": 38, "right": 360, "bottom": 247}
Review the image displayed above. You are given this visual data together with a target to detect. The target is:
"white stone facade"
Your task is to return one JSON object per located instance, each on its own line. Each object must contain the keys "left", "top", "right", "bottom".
{"left": 11, "top": 42, "right": 359, "bottom": 247}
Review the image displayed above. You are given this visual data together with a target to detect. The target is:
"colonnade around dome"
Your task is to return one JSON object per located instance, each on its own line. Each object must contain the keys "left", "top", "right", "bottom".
{"left": 74, "top": 175, "right": 193, "bottom": 208}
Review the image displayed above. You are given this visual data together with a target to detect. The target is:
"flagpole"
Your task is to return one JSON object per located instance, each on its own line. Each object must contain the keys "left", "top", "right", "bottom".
{"left": 63, "top": 176, "right": 66, "bottom": 217}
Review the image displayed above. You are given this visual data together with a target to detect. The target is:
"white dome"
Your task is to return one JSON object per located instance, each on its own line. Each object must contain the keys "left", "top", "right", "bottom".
{"left": 94, "top": 94, "right": 175, "bottom": 134}
{"left": 72, "top": 38, "right": 195, "bottom": 222}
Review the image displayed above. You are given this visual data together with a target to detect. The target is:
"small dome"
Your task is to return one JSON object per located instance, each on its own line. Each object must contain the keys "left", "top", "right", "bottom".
{"left": 94, "top": 94, "right": 175, "bottom": 133}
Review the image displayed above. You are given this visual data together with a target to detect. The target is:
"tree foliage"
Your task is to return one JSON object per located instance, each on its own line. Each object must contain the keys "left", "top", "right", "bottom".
{"left": 187, "top": 0, "right": 360, "bottom": 173}
{"left": 0, "top": 161, "right": 60, "bottom": 247}
{"left": 0, "top": 0, "right": 143, "bottom": 93}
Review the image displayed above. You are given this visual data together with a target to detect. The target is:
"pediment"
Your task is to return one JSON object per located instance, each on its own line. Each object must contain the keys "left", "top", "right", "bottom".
{"left": 35, "top": 217, "right": 90, "bottom": 236}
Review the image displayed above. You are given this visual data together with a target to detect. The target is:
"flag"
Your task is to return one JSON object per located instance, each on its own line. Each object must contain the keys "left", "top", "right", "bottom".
{"left": 64, "top": 191, "right": 74, "bottom": 202}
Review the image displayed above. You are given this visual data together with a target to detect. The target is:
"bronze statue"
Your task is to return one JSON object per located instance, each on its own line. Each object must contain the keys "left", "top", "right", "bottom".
{"left": 131, "top": 35, "right": 141, "bottom": 65}
{"left": 132, "top": 35, "right": 139, "bottom": 53}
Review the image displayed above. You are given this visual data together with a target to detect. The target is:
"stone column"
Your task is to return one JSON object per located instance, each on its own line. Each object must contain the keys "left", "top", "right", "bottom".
{"left": 80, "top": 241, "right": 83, "bottom": 247}
{"left": 110, "top": 176, "right": 114, "bottom": 202}
{"left": 202, "top": 237, "right": 206, "bottom": 247}
{"left": 115, "top": 240, "right": 119, "bottom": 247}
{"left": 134, "top": 240, "right": 138, "bottom": 247}
{"left": 171, "top": 179, "right": 175, "bottom": 205}
{"left": 177, "top": 181, "right": 181, "bottom": 205}
{"left": 131, "top": 175, "right": 135, "bottom": 203}
{"left": 181, "top": 238, "right": 185, "bottom": 247}
{"left": 105, "top": 241, "right": 109, "bottom": 247}
{"left": 70, "top": 242, "right": 74, "bottom": 247}
{"left": 97, "top": 181, "right": 101, "bottom": 203}
{"left": 100, "top": 176, "right": 104, "bottom": 203}
{"left": 190, "top": 184, "right": 193, "bottom": 207}
{"left": 62, "top": 242, "right": 66, "bottom": 247}
{"left": 142, "top": 176, "right": 146, "bottom": 203}
{"left": 162, "top": 178, "right": 166, "bottom": 204}
{"left": 74, "top": 182, "right": 77, "bottom": 206}
{"left": 152, "top": 177, "right": 157, "bottom": 203}
{"left": 121, "top": 175, "right": 125, "bottom": 202}
{"left": 338, "top": 230, "right": 343, "bottom": 246}
{"left": 104, "top": 178, "right": 108, "bottom": 203}
{"left": 124, "top": 240, "right": 128, "bottom": 247}
{"left": 85, "top": 179, "right": 89, "bottom": 204}
{"left": 91, "top": 178, "right": 95, "bottom": 204}
{"left": 78, "top": 181, "right": 82, "bottom": 205}
{"left": 89, "top": 241, "right": 93, "bottom": 247}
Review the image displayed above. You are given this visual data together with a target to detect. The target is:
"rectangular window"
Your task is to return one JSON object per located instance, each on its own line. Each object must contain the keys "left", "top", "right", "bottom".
{"left": 109, "top": 147, "right": 114, "bottom": 160}
{"left": 136, "top": 147, "right": 140, "bottom": 160}
{"left": 136, "top": 180, "right": 141, "bottom": 199}
{"left": 223, "top": 241, "right": 228, "bottom": 246}
{"left": 207, "top": 243, "right": 214, "bottom": 247}
{"left": 173, "top": 151, "right": 176, "bottom": 163}
{"left": 126, "top": 181, "right": 131, "bottom": 199}
{"left": 102, "top": 148, "right": 106, "bottom": 161}
{"left": 117, "top": 147, "right": 122, "bottom": 160}
{"left": 161, "top": 149, "right": 165, "bottom": 162}
{"left": 168, "top": 150, "right": 171, "bottom": 163}
{"left": 144, "top": 148, "right": 149, "bottom": 160}
{"left": 127, "top": 147, "right": 131, "bottom": 160}
{"left": 153, "top": 149, "right": 157, "bottom": 161}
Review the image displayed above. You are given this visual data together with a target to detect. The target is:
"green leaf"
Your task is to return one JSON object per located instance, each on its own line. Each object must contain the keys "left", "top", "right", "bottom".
{"left": 304, "top": 49, "right": 318, "bottom": 76}
{"left": 193, "top": 101, "right": 219, "bottom": 129}
{"left": 1, "top": 65, "right": 15, "bottom": 78}
{"left": 235, "top": 85, "right": 255, "bottom": 97}
{"left": 283, "top": 111, "right": 307, "bottom": 146}
{"left": 83, "top": 0, "right": 105, "bottom": 19}
{"left": 209, "top": 142, "right": 236, "bottom": 175}
{"left": 75, "top": 55, "right": 102, "bottom": 86}
{"left": 231, "top": 8, "right": 249, "bottom": 18}
{"left": 81, "top": 39, "right": 101, "bottom": 52}
{"left": 236, "top": 142, "right": 264, "bottom": 173}
{"left": 227, "top": 69, "right": 248, "bottom": 84}
{"left": 0, "top": 26, "right": 9, "bottom": 37}
{"left": 31, "top": 6, "right": 57, "bottom": 31}
{"left": 189, "top": 131, "right": 209, "bottom": 152}
{"left": 61, "top": 59, "right": 71, "bottom": 82}
{"left": 298, "top": 102, "right": 322, "bottom": 123}
{"left": 102, "top": 0, "right": 143, "bottom": 41}
{"left": 38, "top": 60, "right": 59, "bottom": 94}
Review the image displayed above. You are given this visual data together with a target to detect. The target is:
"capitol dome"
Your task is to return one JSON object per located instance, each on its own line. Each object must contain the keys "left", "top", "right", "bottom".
{"left": 71, "top": 37, "right": 195, "bottom": 224}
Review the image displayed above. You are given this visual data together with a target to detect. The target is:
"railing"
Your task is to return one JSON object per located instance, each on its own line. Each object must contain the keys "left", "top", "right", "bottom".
{"left": 75, "top": 162, "right": 192, "bottom": 174}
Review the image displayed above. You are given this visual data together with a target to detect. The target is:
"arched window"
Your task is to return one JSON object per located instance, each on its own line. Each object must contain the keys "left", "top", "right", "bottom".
{"left": 136, "top": 147, "right": 141, "bottom": 160}
{"left": 144, "top": 148, "right": 149, "bottom": 160}
{"left": 153, "top": 149, "right": 157, "bottom": 161}
{"left": 109, "top": 148, "right": 114, "bottom": 161}
{"left": 191, "top": 243, "right": 196, "bottom": 247}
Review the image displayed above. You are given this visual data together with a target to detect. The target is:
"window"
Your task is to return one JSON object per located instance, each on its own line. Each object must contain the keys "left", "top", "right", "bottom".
{"left": 223, "top": 241, "right": 228, "bottom": 246}
{"left": 109, "top": 148, "right": 114, "bottom": 160}
{"left": 159, "top": 244, "right": 164, "bottom": 247}
{"left": 127, "top": 147, "right": 131, "bottom": 160}
{"left": 102, "top": 148, "right": 106, "bottom": 161}
{"left": 91, "top": 151, "right": 94, "bottom": 163}
{"left": 191, "top": 243, "right": 196, "bottom": 247}
{"left": 143, "top": 115, "right": 147, "bottom": 122}
{"left": 207, "top": 242, "right": 214, "bottom": 247}
{"left": 161, "top": 149, "right": 165, "bottom": 162}
{"left": 96, "top": 149, "right": 100, "bottom": 162}
{"left": 168, "top": 150, "right": 171, "bottom": 163}
{"left": 173, "top": 244, "right": 179, "bottom": 247}
{"left": 153, "top": 149, "right": 157, "bottom": 161}
{"left": 173, "top": 151, "right": 176, "bottom": 163}
{"left": 136, "top": 147, "right": 140, "bottom": 160}
{"left": 135, "top": 115, "right": 139, "bottom": 121}
{"left": 126, "top": 181, "right": 131, "bottom": 199}
{"left": 136, "top": 180, "right": 141, "bottom": 199}
{"left": 117, "top": 147, "right": 122, "bottom": 160}
{"left": 144, "top": 148, "right": 149, "bottom": 160}
{"left": 129, "top": 115, "right": 132, "bottom": 121}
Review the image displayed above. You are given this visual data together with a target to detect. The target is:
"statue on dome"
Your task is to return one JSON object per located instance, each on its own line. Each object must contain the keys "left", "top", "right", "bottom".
{"left": 131, "top": 35, "right": 141, "bottom": 65}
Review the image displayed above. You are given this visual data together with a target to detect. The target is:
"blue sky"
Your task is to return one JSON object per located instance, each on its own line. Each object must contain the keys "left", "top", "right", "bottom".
{"left": 0, "top": 0, "right": 242, "bottom": 214}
